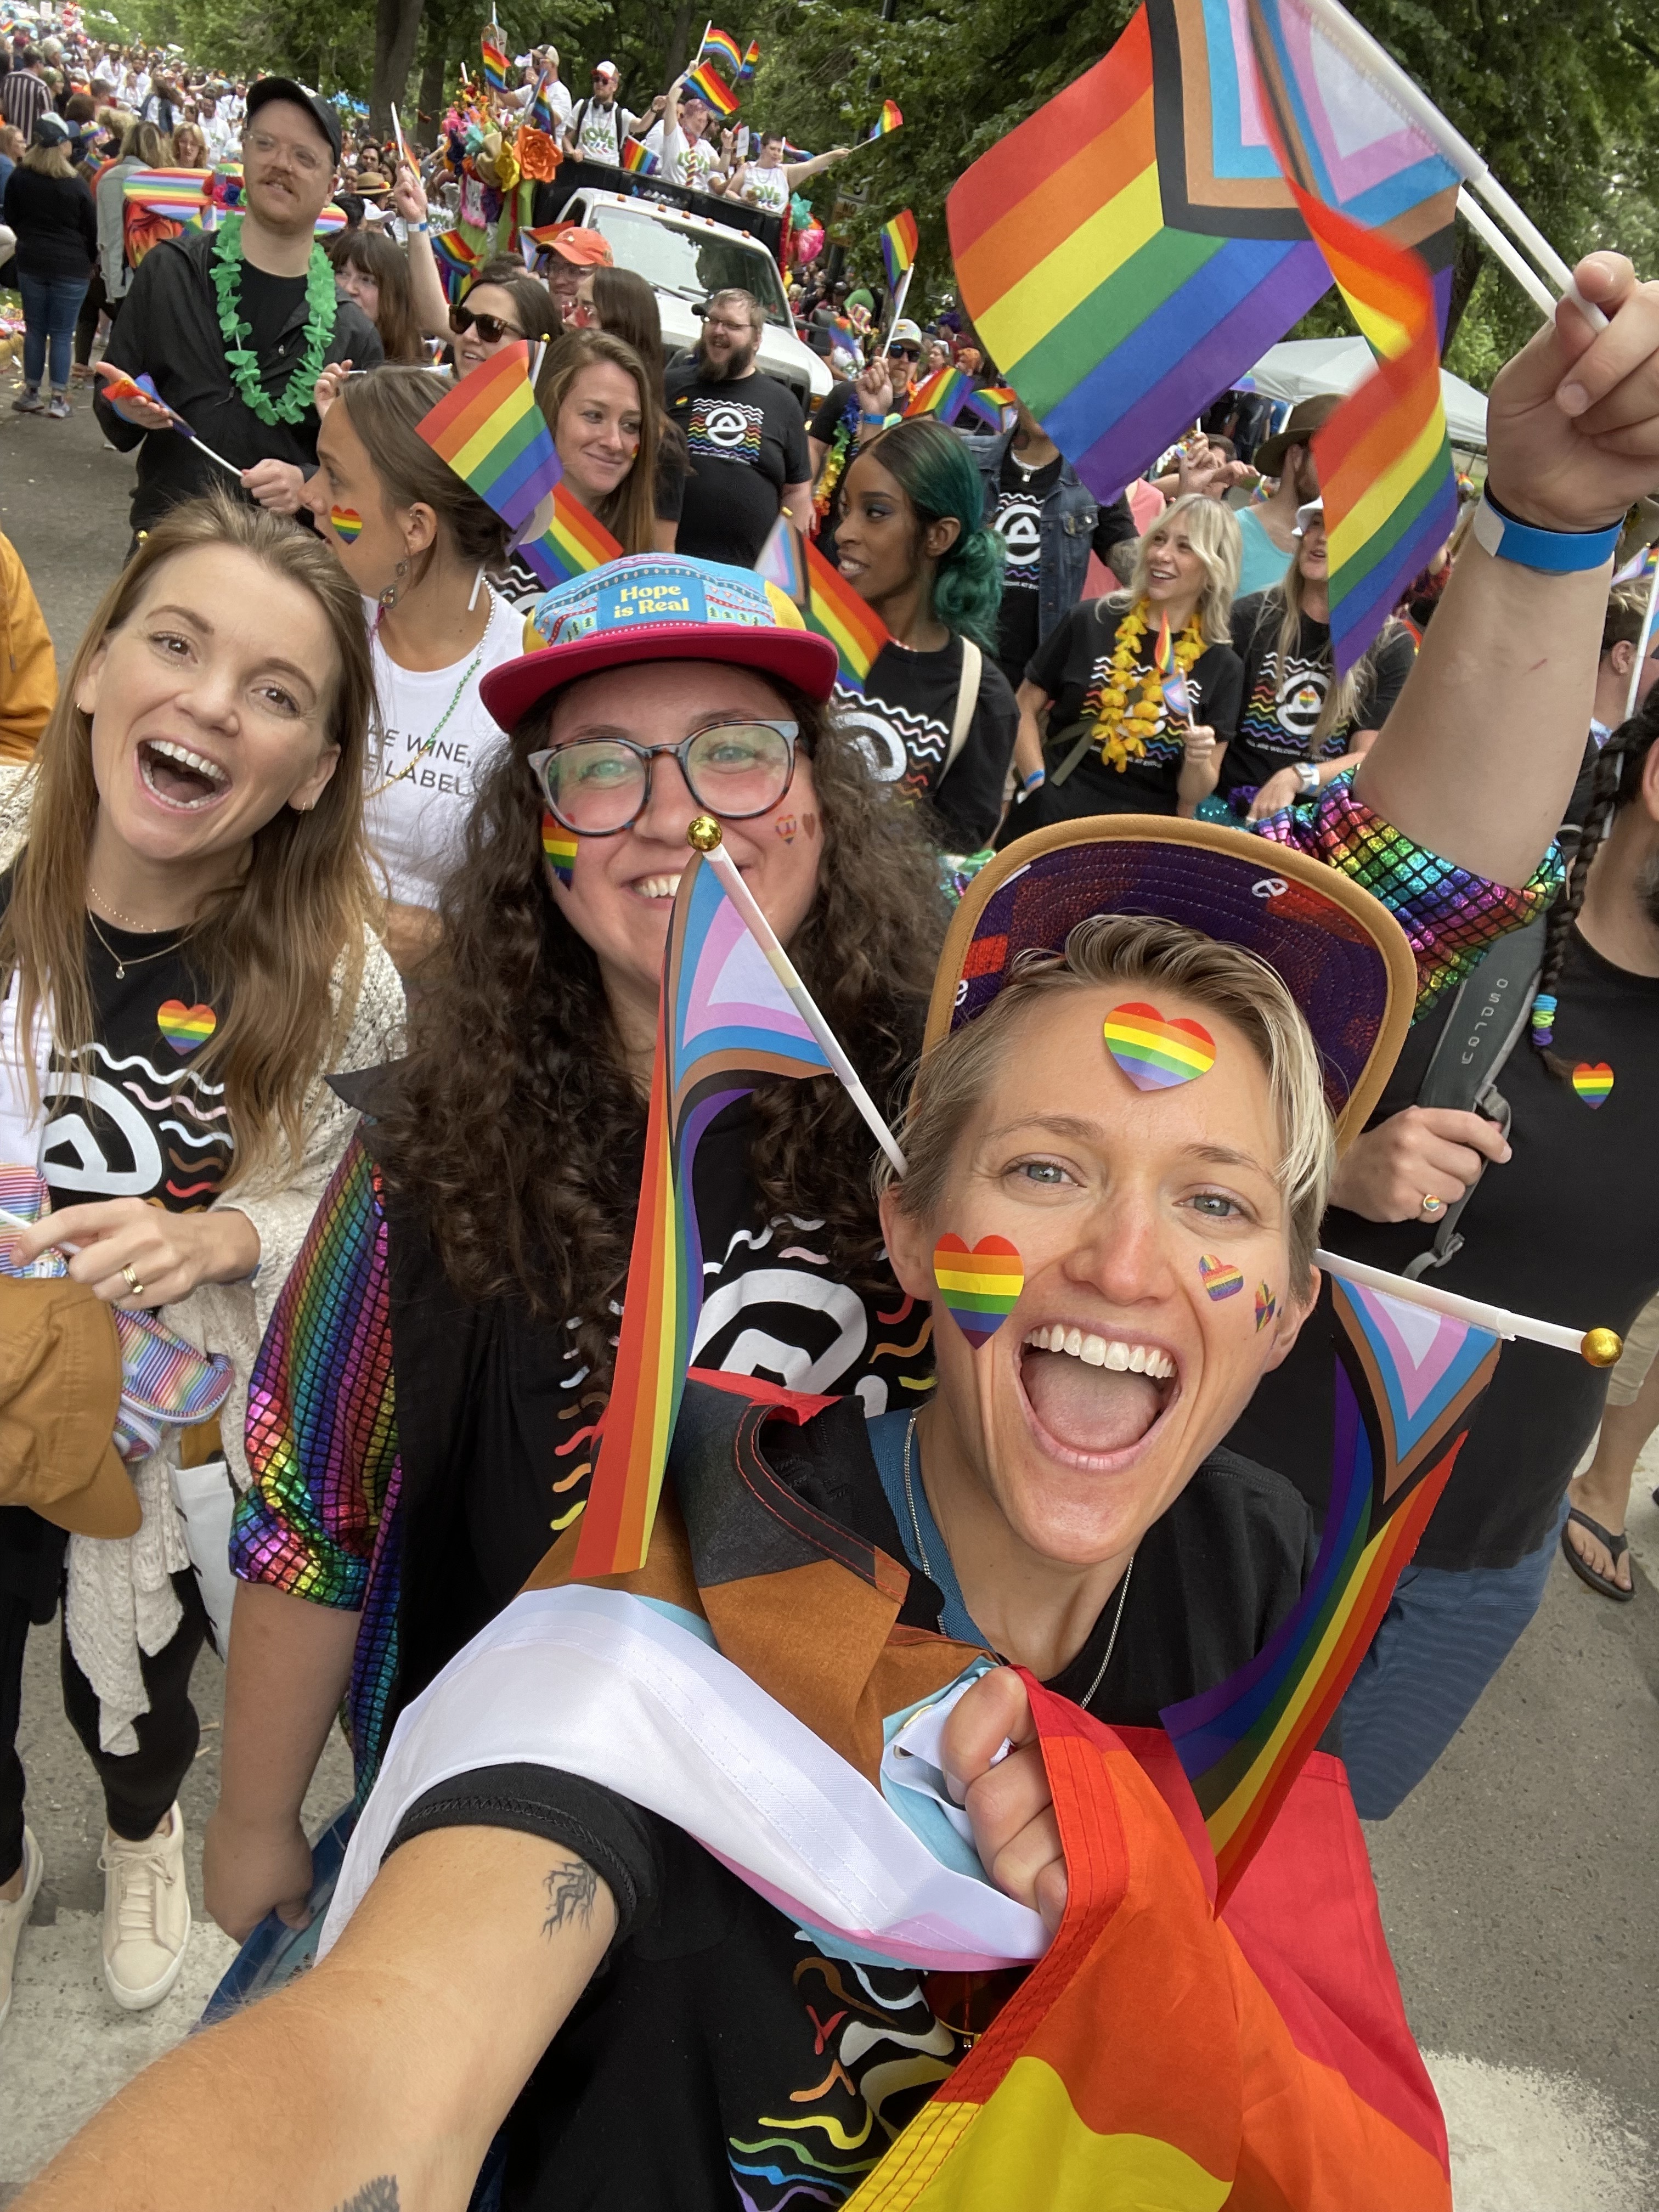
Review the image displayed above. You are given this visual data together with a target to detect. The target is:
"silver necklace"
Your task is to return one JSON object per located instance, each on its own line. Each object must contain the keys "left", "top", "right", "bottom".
{"left": 86, "top": 907, "right": 195, "bottom": 981}
{"left": 1078, "top": 1555, "right": 1134, "bottom": 1712}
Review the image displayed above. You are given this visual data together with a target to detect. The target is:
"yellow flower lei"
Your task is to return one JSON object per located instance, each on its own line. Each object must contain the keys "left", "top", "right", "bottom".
{"left": 1091, "top": 601, "right": 1206, "bottom": 773}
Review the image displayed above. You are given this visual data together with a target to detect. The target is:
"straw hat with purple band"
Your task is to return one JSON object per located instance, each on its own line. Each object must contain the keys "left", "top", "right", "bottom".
{"left": 481, "top": 555, "right": 838, "bottom": 732}
{"left": 926, "top": 817, "right": 1418, "bottom": 1149}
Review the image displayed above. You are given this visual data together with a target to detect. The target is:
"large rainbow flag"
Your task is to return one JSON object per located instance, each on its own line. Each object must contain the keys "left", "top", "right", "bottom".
{"left": 804, "top": 537, "right": 889, "bottom": 692}
{"left": 946, "top": 0, "right": 1470, "bottom": 504}
{"left": 520, "top": 485, "right": 625, "bottom": 589}
{"left": 571, "top": 860, "right": 836, "bottom": 1575}
{"left": 1161, "top": 1277, "right": 1499, "bottom": 1904}
{"left": 415, "top": 341, "right": 561, "bottom": 534}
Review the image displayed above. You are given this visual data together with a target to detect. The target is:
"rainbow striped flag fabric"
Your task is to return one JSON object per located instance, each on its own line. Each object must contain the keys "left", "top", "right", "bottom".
{"left": 804, "top": 537, "right": 889, "bottom": 691}
{"left": 572, "top": 860, "right": 835, "bottom": 1575}
{"left": 429, "top": 227, "right": 479, "bottom": 303}
{"left": 621, "top": 136, "right": 659, "bottom": 176}
{"left": 480, "top": 34, "right": 511, "bottom": 93}
{"left": 526, "top": 71, "right": 558, "bottom": 132}
{"left": 866, "top": 98, "right": 903, "bottom": 139}
{"left": 519, "top": 486, "right": 626, "bottom": 589}
{"left": 904, "top": 364, "right": 973, "bottom": 425}
{"left": 881, "top": 206, "right": 918, "bottom": 289}
{"left": 686, "top": 61, "right": 741, "bottom": 117}
{"left": 415, "top": 342, "right": 561, "bottom": 534}
{"left": 122, "top": 166, "right": 212, "bottom": 213}
{"left": 737, "top": 38, "right": 761, "bottom": 82}
{"left": 1161, "top": 1277, "right": 1499, "bottom": 1904}
{"left": 946, "top": 1, "right": 1468, "bottom": 506}
{"left": 697, "top": 25, "right": 745, "bottom": 75}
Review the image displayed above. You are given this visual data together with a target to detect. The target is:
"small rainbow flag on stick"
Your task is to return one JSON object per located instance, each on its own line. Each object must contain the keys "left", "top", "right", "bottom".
{"left": 881, "top": 207, "right": 918, "bottom": 289}
{"left": 697, "top": 25, "right": 745, "bottom": 74}
{"left": 480, "top": 34, "right": 511, "bottom": 93}
{"left": 622, "top": 136, "right": 659, "bottom": 176}
{"left": 429, "top": 227, "right": 480, "bottom": 304}
{"left": 572, "top": 856, "right": 836, "bottom": 1576}
{"left": 520, "top": 485, "right": 625, "bottom": 589}
{"left": 416, "top": 341, "right": 562, "bottom": 533}
{"left": 685, "top": 61, "right": 741, "bottom": 117}
{"left": 1161, "top": 1278, "right": 1499, "bottom": 1905}
{"left": 866, "top": 98, "right": 902, "bottom": 140}
{"left": 804, "top": 538, "right": 888, "bottom": 692}
{"left": 737, "top": 38, "right": 761, "bottom": 81}
{"left": 904, "top": 365, "right": 972, "bottom": 425}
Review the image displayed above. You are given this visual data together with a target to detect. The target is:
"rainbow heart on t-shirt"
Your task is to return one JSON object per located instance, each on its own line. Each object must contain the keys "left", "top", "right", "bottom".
{"left": 1571, "top": 1061, "right": 1613, "bottom": 1108}
{"left": 1102, "top": 1001, "right": 1216, "bottom": 1091}
{"left": 157, "top": 1000, "right": 216, "bottom": 1054}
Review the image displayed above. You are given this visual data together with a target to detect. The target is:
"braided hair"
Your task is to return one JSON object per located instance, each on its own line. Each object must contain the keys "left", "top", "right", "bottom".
{"left": 1530, "top": 686, "right": 1659, "bottom": 1073}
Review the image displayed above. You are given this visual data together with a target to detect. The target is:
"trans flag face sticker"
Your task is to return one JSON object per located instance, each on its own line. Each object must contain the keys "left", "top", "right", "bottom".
{"left": 1102, "top": 1002, "right": 1215, "bottom": 1091}
{"left": 933, "top": 1235, "right": 1024, "bottom": 1348}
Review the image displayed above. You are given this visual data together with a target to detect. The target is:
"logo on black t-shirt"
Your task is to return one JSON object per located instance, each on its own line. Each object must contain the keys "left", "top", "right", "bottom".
{"left": 687, "top": 396, "right": 764, "bottom": 464}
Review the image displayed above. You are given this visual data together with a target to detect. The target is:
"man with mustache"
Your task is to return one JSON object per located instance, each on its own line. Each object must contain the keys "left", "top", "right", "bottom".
{"left": 665, "top": 286, "right": 811, "bottom": 566}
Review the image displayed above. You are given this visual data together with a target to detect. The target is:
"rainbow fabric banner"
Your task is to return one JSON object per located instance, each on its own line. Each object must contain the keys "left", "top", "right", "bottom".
{"left": 428, "top": 228, "right": 479, "bottom": 303}
{"left": 1161, "top": 1277, "right": 1499, "bottom": 1904}
{"left": 881, "top": 206, "right": 918, "bottom": 289}
{"left": 904, "top": 365, "right": 973, "bottom": 425}
{"left": 866, "top": 98, "right": 903, "bottom": 139}
{"left": 520, "top": 485, "right": 625, "bottom": 589}
{"left": 804, "top": 537, "right": 889, "bottom": 691}
{"left": 698, "top": 25, "right": 744, "bottom": 74}
{"left": 686, "top": 61, "right": 741, "bottom": 117}
{"left": 122, "top": 166, "right": 212, "bottom": 213}
{"left": 946, "top": 1, "right": 1467, "bottom": 506}
{"left": 572, "top": 860, "right": 836, "bottom": 1575}
{"left": 415, "top": 341, "right": 561, "bottom": 533}
{"left": 621, "top": 136, "right": 659, "bottom": 175}
{"left": 480, "top": 35, "right": 511, "bottom": 93}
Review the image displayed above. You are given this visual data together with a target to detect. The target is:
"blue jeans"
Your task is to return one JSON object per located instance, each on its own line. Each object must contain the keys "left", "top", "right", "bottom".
{"left": 19, "top": 271, "right": 91, "bottom": 392}
{"left": 1337, "top": 1497, "right": 1569, "bottom": 1819}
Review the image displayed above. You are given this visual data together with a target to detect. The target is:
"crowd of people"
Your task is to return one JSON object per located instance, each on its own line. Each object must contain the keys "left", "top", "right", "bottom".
{"left": 3, "top": 8, "right": 1659, "bottom": 2208}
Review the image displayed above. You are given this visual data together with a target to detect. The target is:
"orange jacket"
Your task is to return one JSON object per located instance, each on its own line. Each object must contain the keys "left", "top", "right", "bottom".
{"left": 0, "top": 529, "right": 55, "bottom": 764}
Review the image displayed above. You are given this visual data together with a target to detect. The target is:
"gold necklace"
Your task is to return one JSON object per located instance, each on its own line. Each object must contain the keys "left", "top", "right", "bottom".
{"left": 86, "top": 907, "right": 196, "bottom": 982}
{"left": 88, "top": 885, "right": 168, "bottom": 930}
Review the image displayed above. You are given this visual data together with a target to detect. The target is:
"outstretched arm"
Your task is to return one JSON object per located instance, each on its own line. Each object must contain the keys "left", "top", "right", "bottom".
{"left": 18, "top": 1827, "right": 613, "bottom": 2212}
{"left": 1355, "top": 253, "right": 1659, "bottom": 887}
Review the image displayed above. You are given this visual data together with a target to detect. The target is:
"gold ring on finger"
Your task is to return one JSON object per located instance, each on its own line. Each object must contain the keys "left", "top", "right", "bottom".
{"left": 122, "top": 1263, "right": 145, "bottom": 1298}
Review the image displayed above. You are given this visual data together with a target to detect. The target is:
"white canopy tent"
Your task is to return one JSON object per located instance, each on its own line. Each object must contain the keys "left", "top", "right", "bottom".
{"left": 1240, "top": 337, "right": 1488, "bottom": 452}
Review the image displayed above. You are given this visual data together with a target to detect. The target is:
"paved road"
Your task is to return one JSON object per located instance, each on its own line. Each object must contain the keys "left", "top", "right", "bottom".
{"left": 2, "top": 382, "right": 1656, "bottom": 2209}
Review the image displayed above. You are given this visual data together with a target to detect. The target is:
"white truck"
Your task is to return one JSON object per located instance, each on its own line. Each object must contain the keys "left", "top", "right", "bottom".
{"left": 551, "top": 181, "right": 832, "bottom": 412}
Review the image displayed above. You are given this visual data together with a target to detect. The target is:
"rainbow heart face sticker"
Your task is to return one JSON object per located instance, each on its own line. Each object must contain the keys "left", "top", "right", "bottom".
{"left": 541, "top": 811, "right": 578, "bottom": 887}
{"left": 1572, "top": 1062, "right": 1613, "bottom": 1108}
{"left": 933, "top": 1234, "right": 1024, "bottom": 1348}
{"left": 157, "top": 1000, "right": 216, "bottom": 1054}
{"left": 1199, "top": 1255, "right": 1244, "bottom": 1301}
{"left": 329, "top": 506, "right": 365, "bottom": 545}
{"left": 1255, "top": 1283, "right": 1278, "bottom": 1333}
{"left": 1103, "top": 1001, "right": 1216, "bottom": 1091}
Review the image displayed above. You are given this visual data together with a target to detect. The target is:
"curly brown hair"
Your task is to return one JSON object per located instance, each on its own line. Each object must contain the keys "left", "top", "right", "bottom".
{"left": 373, "top": 690, "right": 950, "bottom": 1388}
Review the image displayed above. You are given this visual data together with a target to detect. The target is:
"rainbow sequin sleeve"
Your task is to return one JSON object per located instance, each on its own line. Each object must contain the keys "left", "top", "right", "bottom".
{"left": 1252, "top": 770, "right": 1564, "bottom": 1019}
{"left": 233, "top": 1131, "right": 399, "bottom": 1610}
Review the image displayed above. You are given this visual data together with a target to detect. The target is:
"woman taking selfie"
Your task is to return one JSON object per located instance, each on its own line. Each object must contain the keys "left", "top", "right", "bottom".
{"left": 306, "top": 363, "right": 521, "bottom": 978}
{"left": 1003, "top": 493, "right": 1243, "bottom": 832}
{"left": 0, "top": 494, "right": 400, "bottom": 2024}
{"left": 833, "top": 417, "right": 1018, "bottom": 857}
{"left": 204, "top": 554, "right": 950, "bottom": 1940}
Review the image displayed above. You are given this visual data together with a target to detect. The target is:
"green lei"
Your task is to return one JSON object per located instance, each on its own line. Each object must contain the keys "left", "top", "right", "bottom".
{"left": 211, "top": 213, "right": 337, "bottom": 427}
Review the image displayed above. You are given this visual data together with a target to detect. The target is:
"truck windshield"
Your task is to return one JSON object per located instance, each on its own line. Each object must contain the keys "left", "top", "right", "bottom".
{"left": 589, "top": 208, "right": 791, "bottom": 326}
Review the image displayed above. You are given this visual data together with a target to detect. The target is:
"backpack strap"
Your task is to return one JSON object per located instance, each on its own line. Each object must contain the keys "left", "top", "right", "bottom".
{"left": 943, "top": 639, "right": 981, "bottom": 777}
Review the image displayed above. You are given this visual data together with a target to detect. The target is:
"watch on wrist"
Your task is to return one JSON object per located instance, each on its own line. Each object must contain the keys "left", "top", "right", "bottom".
{"left": 1472, "top": 489, "right": 1621, "bottom": 573}
{"left": 1295, "top": 760, "right": 1321, "bottom": 796}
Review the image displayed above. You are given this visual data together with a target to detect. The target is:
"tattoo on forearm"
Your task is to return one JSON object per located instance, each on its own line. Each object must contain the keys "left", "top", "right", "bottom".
{"left": 541, "top": 1853, "right": 597, "bottom": 1937}
{"left": 331, "top": 2182, "right": 399, "bottom": 2212}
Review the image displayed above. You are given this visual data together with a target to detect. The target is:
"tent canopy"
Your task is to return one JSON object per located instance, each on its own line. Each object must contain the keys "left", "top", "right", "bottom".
{"left": 1239, "top": 337, "right": 1488, "bottom": 452}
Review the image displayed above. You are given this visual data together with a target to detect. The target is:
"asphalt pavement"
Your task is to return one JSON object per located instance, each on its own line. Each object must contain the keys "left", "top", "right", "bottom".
{"left": 1, "top": 380, "right": 1656, "bottom": 2210}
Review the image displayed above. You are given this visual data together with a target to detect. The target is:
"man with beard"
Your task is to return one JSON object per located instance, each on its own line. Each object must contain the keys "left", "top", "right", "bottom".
{"left": 1232, "top": 393, "right": 1340, "bottom": 595}
{"left": 93, "top": 76, "right": 381, "bottom": 535}
{"left": 665, "top": 286, "right": 811, "bottom": 566}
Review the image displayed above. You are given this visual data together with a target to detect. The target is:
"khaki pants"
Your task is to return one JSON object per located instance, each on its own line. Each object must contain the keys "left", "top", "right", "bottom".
{"left": 1606, "top": 1288, "right": 1659, "bottom": 1407}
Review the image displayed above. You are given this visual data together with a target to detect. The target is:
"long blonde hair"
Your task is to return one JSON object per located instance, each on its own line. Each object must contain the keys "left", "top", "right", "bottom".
{"left": 0, "top": 495, "right": 379, "bottom": 1190}
{"left": 1245, "top": 551, "right": 1402, "bottom": 751}
{"left": 1114, "top": 493, "right": 1240, "bottom": 646}
{"left": 538, "top": 329, "right": 660, "bottom": 556}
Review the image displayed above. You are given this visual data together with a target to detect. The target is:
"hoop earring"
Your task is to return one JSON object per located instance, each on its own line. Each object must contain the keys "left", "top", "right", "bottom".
{"left": 379, "top": 556, "right": 409, "bottom": 611}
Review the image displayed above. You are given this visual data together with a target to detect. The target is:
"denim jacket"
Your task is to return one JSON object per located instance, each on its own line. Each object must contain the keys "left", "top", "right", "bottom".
{"left": 963, "top": 427, "right": 1102, "bottom": 651}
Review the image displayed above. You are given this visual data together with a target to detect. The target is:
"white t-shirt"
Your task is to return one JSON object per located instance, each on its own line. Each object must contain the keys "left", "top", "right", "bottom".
{"left": 655, "top": 117, "right": 722, "bottom": 190}
{"left": 743, "top": 162, "right": 788, "bottom": 213}
{"left": 362, "top": 590, "right": 524, "bottom": 910}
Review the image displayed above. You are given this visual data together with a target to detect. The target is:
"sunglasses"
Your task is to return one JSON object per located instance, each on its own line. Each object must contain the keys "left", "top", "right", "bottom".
{"left": 529, "top": 720, "right": 799, "bottom": 838}
{"left": 887, "top": 345, "right": 919, "bottom": 361}
{"left": 449, "top": 304, "right": 524, "bottom": 345}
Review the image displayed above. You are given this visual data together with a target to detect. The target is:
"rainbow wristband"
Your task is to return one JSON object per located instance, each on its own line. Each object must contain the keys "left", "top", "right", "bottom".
{"left": 1474, "top": 490, "right": 1621, "bottom": 573}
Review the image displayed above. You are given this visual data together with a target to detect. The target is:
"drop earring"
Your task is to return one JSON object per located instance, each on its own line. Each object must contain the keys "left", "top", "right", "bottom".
{"left": 379, "top": 556, "right": 408, "bottom": 611}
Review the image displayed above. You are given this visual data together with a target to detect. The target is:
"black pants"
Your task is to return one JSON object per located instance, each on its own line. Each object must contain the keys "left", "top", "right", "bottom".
{"left": 0, "top": 1569, "right": 207, "bottom": 1883}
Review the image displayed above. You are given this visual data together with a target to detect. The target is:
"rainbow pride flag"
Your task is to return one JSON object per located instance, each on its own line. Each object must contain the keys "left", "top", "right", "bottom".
{"left": 313, "top": 205, "right": 347, "bottom": 236}
{"left": 946, "top": 2, "right": 1467, "bottom": 505}
{"left": 959, "top": 383, "right": 1019, "bottom": 432}
{"left": 866, "top": 98, "right": 902, "bottom": 139}
{"left": 1161, "top": 1278, "right": 1499, "bottom": 1904}
{"left": 572, "top": 859, "right": 835, "bottom": 1575}
{"left": 480, "top": 35, "right": 511, "bottom": 93}
{"left": 621, "top": 136, "right": 659, "bottom": 176}
{"left": 697, "top": 25, "right": 744, "bottom": 75}
{"left": 416, "top": 342, "right": 561, "bottom": 533}
{"left": 685, "top": 61, "right": 741, "bottom": 117}
{"left": 526, "top": 71, "right": 558, "bottom": 133}
{"left": 737, "top": 38, "right": 761, "bottom": 82}
{"left": 804, "top": 538, "right": 889, "bottom": 692}
{"left": 122, "top": 166, "right": 211, "bottom": 213}
{"left": 1154, "top": 608, "right": 1191, "bottom": 718}
{"left": 429, "top": 228, "right": 479, "bottom": 303}
{"left": 520, "top": 485, "right": 625, "bottom": 588}
{"left": 904, "top": 364, "right": 973, "bottom": 425}
{"left": 881, "top": 206, "right": 918, "bottom": 289}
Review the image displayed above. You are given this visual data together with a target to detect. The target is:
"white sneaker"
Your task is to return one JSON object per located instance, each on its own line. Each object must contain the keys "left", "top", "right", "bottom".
{"left": 99, "top": 1803, "right": 191, "bottom": 2012}
{"left": 0, "top": 1826, "right": 44, "bottom": 2029}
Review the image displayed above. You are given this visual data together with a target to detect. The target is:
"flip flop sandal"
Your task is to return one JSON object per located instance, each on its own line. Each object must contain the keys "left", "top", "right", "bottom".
{"left": 1561, "top": 1507, "right": 1635, "bottom": 1602}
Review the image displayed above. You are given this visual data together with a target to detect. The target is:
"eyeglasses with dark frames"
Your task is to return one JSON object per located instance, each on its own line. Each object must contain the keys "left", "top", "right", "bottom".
{"left": 529, "top": 718, "right": 799, "bottom": 838}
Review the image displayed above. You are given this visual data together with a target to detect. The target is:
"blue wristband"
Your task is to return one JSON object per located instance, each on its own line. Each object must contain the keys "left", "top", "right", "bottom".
{"left": 1473, "top": 489, "right": 1620, "bottom": 573}
{"left": 1021, "top": 768, "right": 1046, "bottom": 792}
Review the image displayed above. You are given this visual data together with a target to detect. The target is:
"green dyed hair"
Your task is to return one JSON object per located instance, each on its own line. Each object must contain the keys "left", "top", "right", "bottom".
{"left": 865, "top": 416, "right": 1005, "bottom": 651}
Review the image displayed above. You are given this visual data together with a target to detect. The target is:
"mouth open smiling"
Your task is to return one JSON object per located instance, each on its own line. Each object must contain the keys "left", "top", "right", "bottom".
{"left": 1018, "top": 1323, "right": 1181, "bottom": 1464}
{"left": 138, "top": 738, "right": 232, "bottom": 811}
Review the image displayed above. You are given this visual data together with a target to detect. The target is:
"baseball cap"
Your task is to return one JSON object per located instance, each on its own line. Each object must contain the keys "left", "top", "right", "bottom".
{"left": 481, "top": 556, "right": 838, "bottom": 732}
{"left": 0, "top": 1278, "right": 140, "bottom": 1540}
{"left": 926, "top": 816, "right": 1417, "bottom": 1148}
{"left": 32, "top": 112, "right": 72, "bottom": 146}
{"left": 889, "top": 317, "right": 922, "bottom": 347}
{"left": 592, "top": 58, "right": 619, "bottom": 77}
{"left": 537, "top": 221, "right": 612, "bottom": 267}
{"left": 245, "top": 74, "right": 343, "bottom": 161}
{"left": 1254, "top": 394, "right": 1342, "bottom": 480}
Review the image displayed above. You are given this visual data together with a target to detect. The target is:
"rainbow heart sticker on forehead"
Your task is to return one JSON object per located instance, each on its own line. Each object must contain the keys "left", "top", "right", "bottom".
{"left": 933, "top": 1234, "right": 1024, "bottom": 1348}
{"left": 1103, "top": 1002, "right": 1216, "bottom": 1092}
{"left": 1199, "top": 1255, "right": 1244, "bottom": 1301}
{"left": 541, "top": 811, "right": 578, "bottom": 887}
{"left": 329, "top": 506, "right": 365, "bottom": 545}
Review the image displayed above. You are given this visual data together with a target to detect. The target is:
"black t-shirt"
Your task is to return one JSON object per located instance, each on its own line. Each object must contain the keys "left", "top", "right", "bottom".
{"left": 1222, "top": 596, "right": 1414, "bottom": 806}
{"left": 835, "top": 636, "right": 1018, "bottom": 853}
{"left": 1229, "top": 928, "right": 1659, "bottom": 1571}
{"left": 1009, "top": 598, "right": 1243, "bottom": 824}
{"left": 238, "top": 261, "right": 309, "bottom": 370}
{"left": 808, "top": 380, "right": 861, "bottom": 557}
{"left": 390, "top": 1413, "right": 1316, "bottom": 2210}
{"left": 990, "top": 448, "right": 1064, "bottom": 680}
{"left": 664, "top": 365, "right": 811, "bottom": 568}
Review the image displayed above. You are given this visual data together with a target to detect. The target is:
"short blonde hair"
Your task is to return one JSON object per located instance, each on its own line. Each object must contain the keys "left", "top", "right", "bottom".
{"left": 881, "top": 913, "right": 1334, "bottom": 1298}
{"left": 1118, "top": 493, "right": 1242, "bottom": 646}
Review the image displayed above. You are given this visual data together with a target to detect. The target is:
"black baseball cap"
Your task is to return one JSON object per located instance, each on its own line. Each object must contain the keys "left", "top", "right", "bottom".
{"left": 245, "top": 75, "right": 342, "bottom": 161}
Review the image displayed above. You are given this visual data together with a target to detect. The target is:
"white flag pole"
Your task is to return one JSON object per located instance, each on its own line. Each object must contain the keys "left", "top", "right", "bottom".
{"left": 882, "top": 264, "right": 915, "bottom": 352}
{"left": 1456, "top": 190, "right": 1554, "bottom": 320}
{"left": 1624, "top": 557, "right": 1659, "bottom": 723}
{"left": 1314, "top": 1249, "right": 1622, "bottom": 1365}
